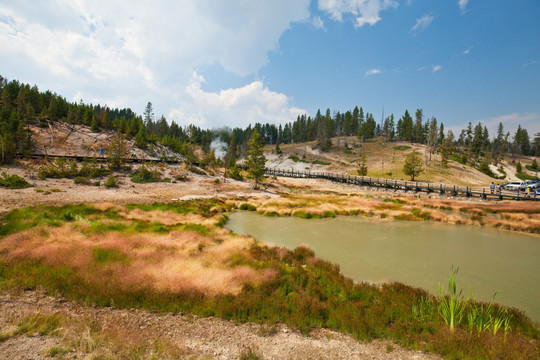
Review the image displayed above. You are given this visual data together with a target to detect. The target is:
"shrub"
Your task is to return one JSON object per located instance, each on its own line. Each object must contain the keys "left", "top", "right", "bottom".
{"left": 130, "top": 166, "right": 162, "bottom": 183}
{"left": 104, "top": 175, "right": 118, "bottom": 188}
{"left": 175, "top": 174, "right": 190, "bottom": 182}
{"left": 0, "top": 172, "right": 31, "bottom": 189}
{"left": 516, "top": 172, "right": 536, "bottom": 181}
{"left": 225, "top": 166, "right": 243, "bottom": 180}
{"left": 289, "top": 155, "right": 300, "bottom": 162}
{"left": 393, "top": 145, "right": 411, "bottom": 151}
{"left": 73, "top": 176, "right": 91, "bottom": 185}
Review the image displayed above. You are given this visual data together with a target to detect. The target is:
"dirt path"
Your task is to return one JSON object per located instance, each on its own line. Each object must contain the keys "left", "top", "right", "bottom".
{"left": 0, "top": 290, "right": 441, "bottom": 360}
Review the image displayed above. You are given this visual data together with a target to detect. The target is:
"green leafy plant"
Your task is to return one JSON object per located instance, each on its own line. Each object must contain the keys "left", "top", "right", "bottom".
{"left": 437, "top": 266, "right": 468, "bottom": 332}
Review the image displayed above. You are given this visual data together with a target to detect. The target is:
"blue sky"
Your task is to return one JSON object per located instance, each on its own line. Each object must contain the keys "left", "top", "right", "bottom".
{"left": 1, "top": 0, "right": 539, "bottom": 136}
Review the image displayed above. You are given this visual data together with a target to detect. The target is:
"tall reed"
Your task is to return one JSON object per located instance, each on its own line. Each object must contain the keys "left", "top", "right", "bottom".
{"left": 437, "top": 266, "right": 468, "bottom": 332}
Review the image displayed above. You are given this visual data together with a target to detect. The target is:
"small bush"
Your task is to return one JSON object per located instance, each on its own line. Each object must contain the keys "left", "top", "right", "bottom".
{"left": 0, "top": 172, "right": 31, "bottom": 189}
{"left": 393, "top": 145, "right": 411, "bottom": 151}
{"left": 214, "top": 178, "right": 220, "bottom": 184}
{"left": 74, "top": 176, "right": 91, "bottom": 185}
{"left": 289, "top": 155, "right": 300, "bottom": 162}
{"left": 131, "top": 166, "right": 162, "bottom": 183}
{"left": 516, "top": 172, "right": 536, "bottom": 181}
{"left": 176, "top": 174, "right": 190, "bottom": 182}
{"left": 104, "top": 175, "right": 118, "bottom": 188}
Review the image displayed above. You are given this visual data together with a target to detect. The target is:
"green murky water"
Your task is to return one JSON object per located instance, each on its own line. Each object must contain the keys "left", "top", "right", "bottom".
{"left": 226, "top": 212, "right": 540, "bottom": 322}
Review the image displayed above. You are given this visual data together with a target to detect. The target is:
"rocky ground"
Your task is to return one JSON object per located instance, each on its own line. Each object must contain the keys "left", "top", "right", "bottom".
{"left": 0, "top": 290, "right": 442, "bottom": 360}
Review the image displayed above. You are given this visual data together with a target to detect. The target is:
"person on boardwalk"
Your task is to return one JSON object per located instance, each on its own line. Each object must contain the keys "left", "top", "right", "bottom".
{"left": 490, "top": 181, "right": 495, "bottom": 194}
{"left": 99, "top": 146, "right": 104, "bottom": 158}
{"left": 131, "top": 149, "right": 136, "bottom": 159}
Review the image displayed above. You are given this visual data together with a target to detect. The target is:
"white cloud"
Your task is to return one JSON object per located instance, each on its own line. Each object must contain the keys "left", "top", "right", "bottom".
{"left": 432, "top": 65, "right": 442, "bottom": 72}
{"left": 172, "top": 72, "right": 307, "bottom": 129}
{"left": 459, "top": 0, "right": 469, "bottom": 13}
{"left": 463, "top": 46, "right": 473, "bottom": 55}
{"left": 0, "top": 0, "right": 310, "bottom": 127}
{"left": 318, "top": 0, "right": 398, "bottom": 27}
{"left": 410, "top": 14, "right": 434, "bottom": 32}
{"left": 311, "top": 16, "right": 326, "bottom": 30}
{"left": 365, "top": 68, "right": 382, "bottom": 76}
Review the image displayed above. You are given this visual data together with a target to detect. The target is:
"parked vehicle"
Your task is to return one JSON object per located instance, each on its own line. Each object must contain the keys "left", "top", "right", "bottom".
{"left": 504, "top": 181, "right": 527, "bottom": 191}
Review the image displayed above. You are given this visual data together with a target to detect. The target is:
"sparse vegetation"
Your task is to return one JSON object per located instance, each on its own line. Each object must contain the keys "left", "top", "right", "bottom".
{"left": 0, "top": 172, "right": 31, "bottom": 189}
{"left": 0, "top": 200, "right": 538, "bottom": 360}
{"left": 130, "top": 165, "right": 163, "bottom": 183}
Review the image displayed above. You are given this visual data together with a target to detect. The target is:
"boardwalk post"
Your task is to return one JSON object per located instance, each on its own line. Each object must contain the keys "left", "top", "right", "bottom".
{"left": 482, "top": 188, "right": 486, "bottom": 199}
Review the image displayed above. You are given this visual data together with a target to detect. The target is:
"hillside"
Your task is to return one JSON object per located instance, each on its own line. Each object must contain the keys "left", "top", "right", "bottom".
{"left": 265, "top": 136, "right": 538, "bottom": 187}
{"left": 6, "top": 121, "right": 538, "bottom": 189}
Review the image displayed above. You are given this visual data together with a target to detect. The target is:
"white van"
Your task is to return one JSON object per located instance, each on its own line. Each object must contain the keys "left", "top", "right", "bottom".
{"left": 504, "top": 181, "right": 527, "bottom": 191}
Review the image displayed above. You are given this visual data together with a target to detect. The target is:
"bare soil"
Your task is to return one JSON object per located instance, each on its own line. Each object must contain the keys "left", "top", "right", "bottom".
{"left": 0, "top": 290, "right": 441, "bottom": 360}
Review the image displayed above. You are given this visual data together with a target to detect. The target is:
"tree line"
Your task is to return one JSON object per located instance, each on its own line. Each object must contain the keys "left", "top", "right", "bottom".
{"left": 1, "top": 75, "right": 538, "bottom": 168}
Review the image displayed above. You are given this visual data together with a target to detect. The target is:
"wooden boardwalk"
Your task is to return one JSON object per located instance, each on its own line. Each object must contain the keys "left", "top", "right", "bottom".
{"left": 265, "top": 168, "right": 538, "bottom": 202}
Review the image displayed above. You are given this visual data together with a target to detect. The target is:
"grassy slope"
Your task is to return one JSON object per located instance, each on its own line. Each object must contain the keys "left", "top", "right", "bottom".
{"left": 266, "top": 136, "right": 537, "bottom": 186}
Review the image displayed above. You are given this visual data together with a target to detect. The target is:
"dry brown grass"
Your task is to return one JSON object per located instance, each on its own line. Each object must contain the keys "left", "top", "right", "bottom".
{"left": 241, "top": 194, "right": 540, "bottom": 234}
{"left": 0, "top": 213, "right": 270, "bottom": 296}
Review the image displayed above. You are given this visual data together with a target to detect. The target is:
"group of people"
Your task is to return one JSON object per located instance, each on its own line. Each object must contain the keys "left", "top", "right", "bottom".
{"left": 489, "top": 182, "right": 501, "bottom": 194}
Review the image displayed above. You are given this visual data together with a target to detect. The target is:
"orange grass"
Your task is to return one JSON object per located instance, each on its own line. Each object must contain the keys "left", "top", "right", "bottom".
{"left": 0, "top": 218, "right": 269, "bottom": 296}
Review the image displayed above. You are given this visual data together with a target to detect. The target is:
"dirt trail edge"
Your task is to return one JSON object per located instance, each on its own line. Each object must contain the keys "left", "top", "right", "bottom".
{"left": 0, "top": 290, "right": 442, "bottom": 360}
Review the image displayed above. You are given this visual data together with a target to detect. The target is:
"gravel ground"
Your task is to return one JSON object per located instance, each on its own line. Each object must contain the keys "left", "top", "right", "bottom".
{"left": 0, "top": 290, "right": 442, "bottom": 360}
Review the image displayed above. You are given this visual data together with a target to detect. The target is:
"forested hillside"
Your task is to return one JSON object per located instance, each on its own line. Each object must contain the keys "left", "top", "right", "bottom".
{"left": 1, "top": 75, "right": 538, "bottom": 171}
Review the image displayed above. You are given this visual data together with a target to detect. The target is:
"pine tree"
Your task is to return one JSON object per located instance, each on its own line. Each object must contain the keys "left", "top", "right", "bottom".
{"left": 358, "top": 152, "right": 368, "bottom": 176}
{"left": 107, "top": 132, "right": 129, "bottom": 171}
{"left": 403, "top": 151, "right": 424, "bottom": 180}
{"left": 245, "top": 129, "right": 266, "bottom": 189}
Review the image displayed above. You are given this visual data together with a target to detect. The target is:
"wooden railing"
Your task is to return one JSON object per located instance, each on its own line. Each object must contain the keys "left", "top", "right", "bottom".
{"left": 264, "top": 168, "right": 538, "bottom": 201}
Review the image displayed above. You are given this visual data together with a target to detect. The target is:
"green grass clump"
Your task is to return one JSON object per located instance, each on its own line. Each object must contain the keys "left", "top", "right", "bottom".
{"left": 393, "top": 145, "right": 412, "bottom": 151}
{"left": 15, "top": 313, "right": 63, "bottom": 337}
{"left": 93, "top": 248, "right": 130, "bottom": 264}
{"left": 312, "top": 160, "right": 331, "bottom": 165}
{"left": 292, "top": 210, "right": 321, "bottom": 219}
{"left": 0, "top": 172, "right": 31, "bottom": 189}
{"left": 181, "top": 223, "right": 209, "bottom": 235}
{"left": 411, "top": 208, "right": 432, "bottom": 220}
{"left": 0, "top": 204, "right": 103, "bottom": 237}
{"left": 239, "top": 203, "right": 257, "bottom": 211}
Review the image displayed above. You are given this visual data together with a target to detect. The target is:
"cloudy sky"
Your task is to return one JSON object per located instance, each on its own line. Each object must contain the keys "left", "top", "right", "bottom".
{"left": 1, "top": 0, "right": 539, "bottom": 135}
